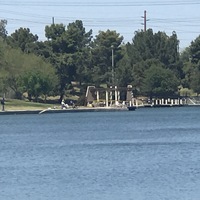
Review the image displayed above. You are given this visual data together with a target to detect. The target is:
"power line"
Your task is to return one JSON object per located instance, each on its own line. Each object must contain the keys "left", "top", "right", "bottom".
{"left": 1, "top": 1, "right": 200, "bottom": 49}
{"left": 1, "top": 1, "right": 200, "bottom": 6}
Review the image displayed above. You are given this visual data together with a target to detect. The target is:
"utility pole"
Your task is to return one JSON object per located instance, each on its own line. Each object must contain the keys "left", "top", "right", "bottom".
{"left": 142, "top": 10, "right": 147, "bottom": 32}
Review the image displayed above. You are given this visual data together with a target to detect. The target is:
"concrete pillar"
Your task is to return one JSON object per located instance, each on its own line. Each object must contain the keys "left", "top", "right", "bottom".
{"left": 110, "top": 86, "right": 112, "bottom": 105}
{"left": 96, "top": 90, "right": 100, "bottom": 102}
{"left": 134, "top": 98, "right": 136, "bottom": 106}
{"left": 115, "top": 86, "right": 118, "bottom": 105}
{"left": 135, "top": 98, "right": 138, "bottom": 107}
{"left": 126, "top": 85, "right": 133, "bottom": 104}
{"left": 118, "top": 91, "right": 120, "bottom": 102}
{"left": 106, "top": 90, "right": 109, "bottom": 107}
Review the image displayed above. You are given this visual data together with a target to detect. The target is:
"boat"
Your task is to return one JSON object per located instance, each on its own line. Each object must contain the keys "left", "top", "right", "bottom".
{"left": 127, "top": 106, "right": 136, "bottom": 111}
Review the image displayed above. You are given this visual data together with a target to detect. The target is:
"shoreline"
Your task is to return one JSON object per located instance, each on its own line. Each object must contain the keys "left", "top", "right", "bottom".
{"left": 0, "top": 106, "right": 129, "bottom": 115}
{"left": 1, "top": 104, "right": 200, "bottom": 115}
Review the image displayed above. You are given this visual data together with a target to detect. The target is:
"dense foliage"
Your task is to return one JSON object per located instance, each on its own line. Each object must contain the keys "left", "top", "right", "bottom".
{"left": 1, "top": 19, "right": 200, "bottom": 102}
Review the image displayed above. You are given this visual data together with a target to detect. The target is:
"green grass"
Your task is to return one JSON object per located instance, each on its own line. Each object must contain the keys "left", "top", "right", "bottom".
{"left": 3, "top": 99, "right": 60, "bottom": 111}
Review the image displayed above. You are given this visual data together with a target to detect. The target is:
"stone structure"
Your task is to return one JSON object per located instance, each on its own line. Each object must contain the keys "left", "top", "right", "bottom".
{"left": 85, "top": 85, "right": 134, "bottom": 107}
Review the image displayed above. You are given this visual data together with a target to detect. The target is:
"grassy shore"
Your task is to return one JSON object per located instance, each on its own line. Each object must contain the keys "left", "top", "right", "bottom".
{"left": 2, "top": 99, "right": 60, "bottom": 111}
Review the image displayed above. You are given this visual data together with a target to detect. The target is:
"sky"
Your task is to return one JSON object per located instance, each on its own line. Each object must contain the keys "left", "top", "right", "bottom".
{"left": 0, "top": 0, "right": 200, "bottom": 51}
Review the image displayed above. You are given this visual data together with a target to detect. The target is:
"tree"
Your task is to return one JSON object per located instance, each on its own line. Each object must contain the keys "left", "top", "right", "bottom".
{"left": 3, "top": 47, "right": 31, "bottom": 98}
{"left": 115, "top": 45, "right": 133, "bottom": 87}
{"left": 132, "top": 59, "right": 160, "bottom": 94}
{"left": 190, "top": 68, "right": 200, "bottom": 95}
{"left": 21, "top": 71, "right": 42, "bottom": 101}
{"left": 44, "top": 20, "right": 92, "bottom": 102}
{"left": 179, "top": 47, "right": 193, "bottom": 88}
{"left": 21, "top": 70, "right": 57, "bottom": 101}
{"left": 142, "top": 64, "right": 179, "bottom": 97}
{"left": 2, "top": 44, "right": 57, "bottom": 100}
{"left": 19, "top": 53, "right": 58, "bottom": 101}
{"left": 128, "top": 29, "right": 180, "bottom": 66}
{"left": 28, "top": 41, "right": 52, "bottom": 60}
{"left": 45, "top": 24, "right": 65, "bottom": 41}
{"left": 131, "top": 29, "right": 154, "bottom": 63}
{"left": 121, "top": 29, "right": 181, "bottom": 95}
{"left": 91, "top": 29, "right": 123, "bottom": 86}
{"left": 6, "top": 27, "right": 38, "bottom": 52}
{"left": 183, "top": 35, "right": 200, "bottom": 94}
{"left": 0, "top": 40, "right": 7, "bottom": 94}
{"left": 190, "top": 35, "right": 200, "bottom": 64}
{"left": 75, "top": 49, "right": 92, "bottom": 85}
{"left": 0, "top": 19, "right": 7, "bottom": 39}
{"left": 64, "top": 20, "right": 92, "bottom": 85}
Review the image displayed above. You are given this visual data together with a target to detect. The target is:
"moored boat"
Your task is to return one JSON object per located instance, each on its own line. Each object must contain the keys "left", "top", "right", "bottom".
{"left": 127, "top": 106, "right": 136, "bottom": 111}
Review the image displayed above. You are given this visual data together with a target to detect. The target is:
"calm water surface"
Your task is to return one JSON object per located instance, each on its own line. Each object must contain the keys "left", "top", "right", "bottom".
{"left": 1, "top": 107, "right": 200, "bottom": 200}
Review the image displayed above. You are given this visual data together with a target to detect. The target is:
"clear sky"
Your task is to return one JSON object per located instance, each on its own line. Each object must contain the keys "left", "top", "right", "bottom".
{"left": 1, "top": 0, "right": 200, "bottom": 51}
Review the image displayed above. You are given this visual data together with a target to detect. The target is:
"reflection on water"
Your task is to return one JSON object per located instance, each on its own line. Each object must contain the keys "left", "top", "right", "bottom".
{"left": 1, "top": 107, "right": 200, "bottom": 200}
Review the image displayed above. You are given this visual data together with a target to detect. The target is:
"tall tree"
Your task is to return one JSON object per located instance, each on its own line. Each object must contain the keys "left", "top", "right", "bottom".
{"left": 44, "top": 20, "right": 92, "bottom": 101}
{"left": 91, "top": 29, "right": 123, "bottom": 86}
{"left": 0, "top": 19, "right": 7, "bottom": 39}
{"left": 65, "top": 20, "right": 92, "bottom": 85}
{"left": 0, "top": 40, "right": 7, "bottom": 94}
{"left": 132, "top": 59, "right": 162, "bottom": 94}
{"left": 6, "top": 27, "right": 38, "bottom": 52}
{"left": 115, "top": 45, "right": 133, "bottom": 87}
{"left": 190, "top": 68, "right": 200, "bottom": 95}
{"left": 179, "top": 47, "right": 193, "bottom": 88}
{"left": 185, "top": 35, "right": 200, "bottom": 94}
{"left": 2, "top": 44, "right": 57, "bottom": 99}
{"left": 122, "top": 29, "right": 181, "bottom": 95}
{"left": 142, "top": 64, "right": 179, "bottom": 97}
{"left": 130, "top": 29, "right": 180, "bottom": 67}
{"left": 190, "top": 35, "right": 200, "bottom": 64}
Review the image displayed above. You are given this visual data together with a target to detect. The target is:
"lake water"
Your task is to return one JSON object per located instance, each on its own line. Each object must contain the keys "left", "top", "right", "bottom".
{"left": 1, "top": 107, "right": 200, "bottom": 200}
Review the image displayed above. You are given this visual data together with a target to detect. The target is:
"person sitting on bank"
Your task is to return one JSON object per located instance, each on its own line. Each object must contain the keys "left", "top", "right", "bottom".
{"left": 70, "top": 100, "right": 76, "bottom": 108}
{"left": 61, "top": 99, "right": 69, "bottom": 109}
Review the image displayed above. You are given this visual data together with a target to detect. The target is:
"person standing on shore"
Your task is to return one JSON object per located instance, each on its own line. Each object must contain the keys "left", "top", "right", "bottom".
{"left": 1, "top": 97, "right": 5, "bottom": 111}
